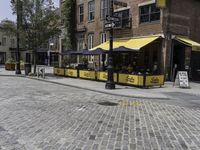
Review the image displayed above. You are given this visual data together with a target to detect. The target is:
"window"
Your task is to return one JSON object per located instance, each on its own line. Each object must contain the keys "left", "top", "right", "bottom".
{"left": 114, "top": 9, "right": 131, "bottom": 28}
{"left": 77, "top": 34, "right": 84, "bottom": 51}
{"left": 10, "top": 39, "right": 15, "bottom": 48}
{"left": 100, "top": 32, "right": 107, "bottom": 44}
{"left": 88, "top": 34, "right": 94, "bottom": 62}
{"left": 100, "top": 0, "right": 109, "bottom": 19}
{"left": 139, "top": 3, "right": 160, "bottom": 23}
{"left": 2, "top": 37, "right": 6, "bottom": 46}
{"left": 79, "top": 4, "right": 84, "bottom": 23}
{"left": 88, "top": 34, "right": 94, "bottom": 49}
{"left": 88, "top": 0, "right": 95, "bottom": 21}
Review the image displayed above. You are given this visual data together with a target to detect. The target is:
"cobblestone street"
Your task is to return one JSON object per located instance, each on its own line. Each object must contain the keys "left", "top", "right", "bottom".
{"left": 0, "top": 76, "right": 200, "bottom": 150}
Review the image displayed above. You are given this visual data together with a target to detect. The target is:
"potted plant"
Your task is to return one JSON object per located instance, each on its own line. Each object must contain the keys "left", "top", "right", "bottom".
{"left": 20, "top": 60, "right": 25, "bottom": 70}
{"left": 5, "top": 58, "right": 16, "bottom": 71}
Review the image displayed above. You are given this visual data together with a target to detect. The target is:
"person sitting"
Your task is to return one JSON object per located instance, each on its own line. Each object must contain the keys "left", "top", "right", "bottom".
{"left": 127, "top": 64, "right": 133, "bottom": 74}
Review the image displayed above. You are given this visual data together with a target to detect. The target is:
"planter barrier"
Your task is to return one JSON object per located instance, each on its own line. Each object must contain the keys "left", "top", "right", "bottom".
{"left": 79, "top": 70, "right": 96, "bottom": 80}
{"left": 65, "top": 69, "right": 78, "bottom": 77}
{"left": 118, "top": 74, "right": 144, "bottom": 86}
{"left": 97, "top": 71, "right": 118, "bottom": 82}
{"left": 53, "top": 67, "right": 165, "bottom": 88}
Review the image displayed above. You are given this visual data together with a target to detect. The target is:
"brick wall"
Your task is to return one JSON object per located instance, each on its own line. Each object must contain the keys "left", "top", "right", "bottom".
{"left": 168, "top": 0, "right": 200, "bottom": 42}
{"left": 76, "top": 0, "right": 163, "bottom": 48}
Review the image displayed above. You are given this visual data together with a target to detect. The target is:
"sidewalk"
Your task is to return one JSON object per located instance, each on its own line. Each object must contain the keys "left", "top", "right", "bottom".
{"left": 1, "top": 66, "right": 200, "bottom": 99}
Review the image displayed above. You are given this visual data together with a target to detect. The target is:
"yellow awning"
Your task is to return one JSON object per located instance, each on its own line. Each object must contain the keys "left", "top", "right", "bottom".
{"left": 90, "top": 36, "right": 160, "bottom": 51}
{"left": 176, "top": 36, "right": 200, "bottom": 51}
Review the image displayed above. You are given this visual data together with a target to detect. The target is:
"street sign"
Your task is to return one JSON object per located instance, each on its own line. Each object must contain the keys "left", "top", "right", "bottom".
{"left": 104, "top": 22, "right": 115, "bottom": 29}
{"left": 106, "top": 15, "right": 120, "bottom": 22}
{"left": 114, "top": 0, "right": 127, "bottom": 7}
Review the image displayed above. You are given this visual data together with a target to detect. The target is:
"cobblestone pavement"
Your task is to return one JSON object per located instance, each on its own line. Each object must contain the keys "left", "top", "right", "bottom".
{"left": 0, "top": 77, "right": 200, "bottom": 150}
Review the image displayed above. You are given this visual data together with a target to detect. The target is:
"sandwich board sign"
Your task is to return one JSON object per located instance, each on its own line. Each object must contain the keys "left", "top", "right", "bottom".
{"left": 173, "top": 71, "right": 190, "bottom": 88}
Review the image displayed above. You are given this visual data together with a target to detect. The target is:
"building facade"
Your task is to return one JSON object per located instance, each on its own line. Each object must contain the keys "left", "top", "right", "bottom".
{"left": 59, "top": 0, "right": 200, "bottom": 81}
{"left": 0, "top": 30, "right": 29, "bottom": 64}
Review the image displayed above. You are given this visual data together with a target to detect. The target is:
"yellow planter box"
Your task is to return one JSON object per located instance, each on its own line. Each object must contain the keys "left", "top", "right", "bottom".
{"left": 118, "top": 74, "right": 144, "bottom": 86}
{"left": 53, "top": 67, "right": 58, "bottom": 75}
{"left": 145, "top": 75, "right": 164, "bottom": 86}
{"left": 79, "top": 70, "right": 96, "bottom": 80}
{"left": 97, "top": 72, "right": 117, "bottom": 82}
{"left": 54, "top": 67, "right": 65, "bottom": 76}
{"left": 65, "top": 69, "right": 78, "bottom": 77}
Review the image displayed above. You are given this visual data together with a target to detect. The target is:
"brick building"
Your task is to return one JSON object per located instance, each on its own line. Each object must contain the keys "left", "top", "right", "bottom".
{"left": 0, "top": 22, "right": 28, "bottom": 64}
{"left": 60, "top": 0, "right": 200, "bottom": 81}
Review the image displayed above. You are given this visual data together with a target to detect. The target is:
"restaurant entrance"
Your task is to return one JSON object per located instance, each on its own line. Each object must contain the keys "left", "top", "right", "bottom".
{"left": 170, "top": 37, "right": 200, "bottom": 81}
{"left": 191, "top": 52, "right": 200, "bottom": 81}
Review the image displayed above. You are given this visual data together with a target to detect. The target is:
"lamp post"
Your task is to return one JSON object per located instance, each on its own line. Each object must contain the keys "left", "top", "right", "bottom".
{"left": 105, "top": 0, "right": 115, "bottom": 89}
{"left": 15, "top": 0, "right": 22, "bottom": 74}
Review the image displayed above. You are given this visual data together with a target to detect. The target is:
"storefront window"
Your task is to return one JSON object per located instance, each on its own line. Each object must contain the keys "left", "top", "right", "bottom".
{"left": 100, "top": 32, "right": 107, "bottom": 44}
{"left": 88, "top": 34, "right": 94, "bottom": 62}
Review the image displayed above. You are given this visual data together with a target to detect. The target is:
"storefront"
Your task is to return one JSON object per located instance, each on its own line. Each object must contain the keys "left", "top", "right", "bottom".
{"left": 0, "top": 52, "right": 6, "bottom": 64}
{"left": 170, "top": 36, "right": 200, "bottom": 81}
{"left": 55, "top": 35, "right": 165, "bottom": 88}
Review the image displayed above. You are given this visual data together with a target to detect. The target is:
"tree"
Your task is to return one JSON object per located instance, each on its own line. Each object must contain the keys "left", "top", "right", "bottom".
{"left": 62, "top": 0, "right": 76, "bottom": 50}
{"left": 0, "top": 20, "right": 16, "bottom": 35}
{"left": 11, "top": 0, "right": 61, "bottom": 74}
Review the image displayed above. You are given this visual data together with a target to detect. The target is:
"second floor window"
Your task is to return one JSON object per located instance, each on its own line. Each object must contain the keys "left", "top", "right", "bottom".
{"left": 88, "top": 1, "right": 95, "bottom": 21}
{"left": 10, "top": 39, "right": 15, "bottom": 48}
{"left": 139, "top": 3, "right": 160, "bottom": 23}
{"left": 2, "top": 37, "right": 6, "bottom": 46}
{"left": 114, "top": 9, "right": 131, "bottom": 28}
{"left": 79, "top": 4, "right": 84, "bottom": 23}
{"left": 100, "top": 0, "right": 109, "bottom": 19}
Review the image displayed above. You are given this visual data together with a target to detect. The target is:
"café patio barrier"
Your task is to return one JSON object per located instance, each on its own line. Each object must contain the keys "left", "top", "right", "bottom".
{"left": 53, "top": 67, "right": 165, "bottom": 88}
{"left": 65, "top": 69, "right": 78, "bottom": 77}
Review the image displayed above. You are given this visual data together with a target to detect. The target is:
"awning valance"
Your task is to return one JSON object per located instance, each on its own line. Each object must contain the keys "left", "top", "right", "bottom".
{"left": 90, "top": 36, "right": 160, "bottom": 51}
{"left": 176, "top": 36, "right": 200, "bottom": 51}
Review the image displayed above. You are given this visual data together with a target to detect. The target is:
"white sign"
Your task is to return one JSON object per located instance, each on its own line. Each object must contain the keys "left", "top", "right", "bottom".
{"left": 106, "top": 15, "right": 120, "bottom": 22}
{"left": 104, "top": 22, "right": 115, "bottom": 29}
{"left": 174, "top": 71, "right": 190, "bottom": 88}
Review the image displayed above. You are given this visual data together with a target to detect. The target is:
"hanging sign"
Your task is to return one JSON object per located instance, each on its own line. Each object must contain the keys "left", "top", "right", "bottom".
{"left": 156, "top": 0, "right": 166, "bottom": 8}
{"left": 174, "top": 71, "right": 190, "bottom": 88}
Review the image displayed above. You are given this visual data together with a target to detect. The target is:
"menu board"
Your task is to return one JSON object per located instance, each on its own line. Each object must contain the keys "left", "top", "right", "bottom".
{"left": 174, "top": 71, "right": 190, "bottom": 88}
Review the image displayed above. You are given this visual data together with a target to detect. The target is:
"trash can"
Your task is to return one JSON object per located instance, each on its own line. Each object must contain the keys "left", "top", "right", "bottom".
{"left": 24, "top": 63, "right": 32, "bottom": 75}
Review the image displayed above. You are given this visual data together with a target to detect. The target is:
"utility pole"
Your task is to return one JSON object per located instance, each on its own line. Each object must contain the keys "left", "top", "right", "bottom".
{"left": 105, "top": 0, "right": 115, "bottom": 89}
{"left": 15, "top": 0, "right": 22, "bottom": 74}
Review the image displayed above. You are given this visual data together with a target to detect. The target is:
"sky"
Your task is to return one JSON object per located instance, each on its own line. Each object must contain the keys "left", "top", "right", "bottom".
{"left": 0, "top": 0, "right": 59, "bottom": 22}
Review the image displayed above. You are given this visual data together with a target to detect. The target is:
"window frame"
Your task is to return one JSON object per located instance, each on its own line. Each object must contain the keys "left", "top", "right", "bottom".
{"left": 100, "top": 32, "right": 107, "bottom": 44}
{"left": 100, "top": 0, "right": 109, "bottom": 19}
{"left": 2, "top": 37, "right": 6, "bottom": 46}
{"left": 79, "top": 4, "right": 84, "bottom": 23}
{"left": 139, "top": 3, "right": 160, "bottom": 24}
{"left": 87, "top": 33, "right": 94, "bottom": 62}
{"left": 88, "top": 0, "right": 95, "bottom": 21}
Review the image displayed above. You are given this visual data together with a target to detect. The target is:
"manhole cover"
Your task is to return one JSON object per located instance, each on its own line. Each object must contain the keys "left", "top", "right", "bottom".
{"left": 98, "top": 101, "right": 118, "bottom": 106}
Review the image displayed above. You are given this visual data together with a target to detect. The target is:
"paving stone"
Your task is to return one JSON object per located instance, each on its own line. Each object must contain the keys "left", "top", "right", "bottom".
{"left": 0, "top": 76, "right": 200, "bottom": 149}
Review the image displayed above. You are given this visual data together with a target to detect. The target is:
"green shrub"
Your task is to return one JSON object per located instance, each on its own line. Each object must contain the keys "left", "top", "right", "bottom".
{"left": 5, "top": 58, "right": 16, "bottom": 64}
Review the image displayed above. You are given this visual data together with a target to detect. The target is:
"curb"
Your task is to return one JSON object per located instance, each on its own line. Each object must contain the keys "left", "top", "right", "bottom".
{"left": 0, "top": 74, "right": 26, "bottom": 77}
{"left": 28, "top": 77, "right": 170, "bottom": 100}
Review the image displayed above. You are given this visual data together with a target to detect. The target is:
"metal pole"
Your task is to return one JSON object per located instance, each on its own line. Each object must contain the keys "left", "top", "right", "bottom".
{"left": 15, "top": 0, "right": 21, "bottom": 74}
{"left": 105, "top": 0, "right": 115, "bottom": 89}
